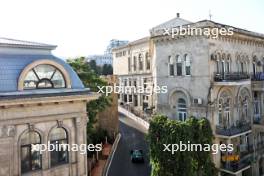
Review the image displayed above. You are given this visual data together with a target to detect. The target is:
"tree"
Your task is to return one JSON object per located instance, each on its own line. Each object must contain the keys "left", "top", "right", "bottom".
{"left": 67, "top": 57, "right": 111, "bottom": 143}
{"left": 89, "top": 60, "right": 102, "bottom": 75}
{"left": 102, "top": 64, "right": 113, "bottom": 75}
{"left": 147, "top": 115, "right": 217, "bottom": 176}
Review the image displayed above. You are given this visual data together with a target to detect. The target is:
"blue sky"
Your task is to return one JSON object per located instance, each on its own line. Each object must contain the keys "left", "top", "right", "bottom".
{"left": 0, "top": 0, "right": 263, "bottom": 58}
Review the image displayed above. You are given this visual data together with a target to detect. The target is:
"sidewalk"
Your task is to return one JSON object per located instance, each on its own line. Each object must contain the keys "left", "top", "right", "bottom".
{"left": 91, "top": 144, "right": 112, "bottom": 176}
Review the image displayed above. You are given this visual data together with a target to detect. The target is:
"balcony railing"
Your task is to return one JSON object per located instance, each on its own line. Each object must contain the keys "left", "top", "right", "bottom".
{"left": 221, "top": 156, "right": 251, "bottom": 173}
{"left": 216, "top": 122, "right": 251, "bottom": 136}
{"left": 251, "top": 72, "right": 264, "bottom": 81}
{"left": 214, "top": 72, "right": 250, "bottom": 82}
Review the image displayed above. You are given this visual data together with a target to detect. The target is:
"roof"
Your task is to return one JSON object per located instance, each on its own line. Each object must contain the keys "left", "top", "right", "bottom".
{"left": 0, "top": 54, "right": 85, "bottom": 92}
{"left": 112, "top": 37, "right": 149, "bottom": 51}
{"left": 0, "top": 37, "right": 57, "bottom": 50}
{"left": 151, "top": 17, "right": 192, "bottom": 31}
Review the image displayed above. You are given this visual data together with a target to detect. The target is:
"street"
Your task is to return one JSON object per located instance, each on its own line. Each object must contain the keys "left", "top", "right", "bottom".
{"left": 108, "top": 114, "right": 151, "bottom": 176}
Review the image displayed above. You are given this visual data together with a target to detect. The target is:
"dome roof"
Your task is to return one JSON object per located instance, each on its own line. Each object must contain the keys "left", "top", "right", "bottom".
{"left": 0, "top": 54, "right": 84, "bottom": 92}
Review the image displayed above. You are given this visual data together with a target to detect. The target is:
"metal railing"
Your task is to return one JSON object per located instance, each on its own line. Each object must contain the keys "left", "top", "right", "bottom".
{"left": 216, "top": 122, "right": 251, "bottom": 136}
{"left": 251, "top": 72, "right": 264, "bottom": 81}
{"left": 214, "top": 72, "right": 250, "bottom": 82}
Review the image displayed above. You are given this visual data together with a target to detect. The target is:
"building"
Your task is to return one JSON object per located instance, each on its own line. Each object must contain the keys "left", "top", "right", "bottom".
{"left": 87, "top": 39, "right": 128, "bottom": 66}
{"left": 113, "top": 14, "right": 264, "bottom": 176}
{"left": 0, "top": 37, "right": 98, "bottom": 176}
{"left": 113, "top": 37, "right": 153, "bottom": 118}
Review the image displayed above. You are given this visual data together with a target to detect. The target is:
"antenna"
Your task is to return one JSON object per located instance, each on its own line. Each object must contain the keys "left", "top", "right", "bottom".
{"left": 209, "top": 10, "right": 212, "bottom": 20}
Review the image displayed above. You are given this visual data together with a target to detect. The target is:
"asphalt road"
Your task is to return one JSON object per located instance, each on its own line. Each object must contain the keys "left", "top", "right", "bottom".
{"left": 108, "top": 114, "right": 151, "bottom": 176}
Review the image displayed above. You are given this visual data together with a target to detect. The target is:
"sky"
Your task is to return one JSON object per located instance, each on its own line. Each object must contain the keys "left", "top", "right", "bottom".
{"left": 0, "top": 0, "right": 263, "bottom": 58}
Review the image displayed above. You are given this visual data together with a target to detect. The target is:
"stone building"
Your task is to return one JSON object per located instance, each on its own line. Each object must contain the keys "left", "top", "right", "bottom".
{"left": 0, "top": 38, "right": 98, "bottom": 176}
{"left": 113, "top": 14, "right": 264, "bottom": 176}
{"left": 113, "top": 37, "right": 153, "bottom": 116}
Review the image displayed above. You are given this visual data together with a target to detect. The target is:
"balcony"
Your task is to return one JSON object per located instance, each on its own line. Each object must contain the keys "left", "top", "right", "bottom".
{"left": 215, "top": 122, "right": 251, "bottom": 138}
{"left": 214, "top": 72, "right": 250, "bottom": 86}
{"left": 220, "top": 156, "right": 251, "bottom": 174}
{"left": 252, "top": 72, "right": 264, "bottom": 91}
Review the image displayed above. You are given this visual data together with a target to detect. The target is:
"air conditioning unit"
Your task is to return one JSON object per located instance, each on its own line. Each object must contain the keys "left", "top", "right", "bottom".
{"left": 193, "top": 98, "right": 203, "bottom": 105}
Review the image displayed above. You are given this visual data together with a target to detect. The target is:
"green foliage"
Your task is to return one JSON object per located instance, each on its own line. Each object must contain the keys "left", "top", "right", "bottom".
{"left": 147, "top": 115, "right": 217, "bottom": 176}
{"left": 67, "top": 57, "right": 112, "bottom": 144}
{"left": 102, "top": 64, "right": 113, "bottom": 75}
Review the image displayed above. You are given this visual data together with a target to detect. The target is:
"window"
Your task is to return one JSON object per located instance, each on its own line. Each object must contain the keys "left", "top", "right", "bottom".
{"left": 226, "top": 56, "right": 231, "bottom": 73}
{"left": 50, "top": 127, "right": 69, "bottom": 167}
{"left": 168, "top": 56, "right": 174, "bottom": 76}
{"left": 184, "top": 54, "right": 191, "bottom": 75}
{"left": 128, "top": 57, "right": 131, "bottom": 72}
{"left": 216, "top": 59, "right": 220, "bottom": 73}
{"left": 129, "top": 95, "right": 132, "bottom": 102}
{"left": 178, "top": 98, "right": 187, "bottom": 121}
{"left": 139, "top": 54, "right": 143, "bottom": 71}
{"left": 23, "top": 64, "right": 66, "bottom": 89}
{"left": 134, "top": 95, "right": 138, "bottom": 106}
{"left": 133, "top": 56, "right": 137, "bottom": 71}
{"left": 218, "top": 99, "right": 223, "bottom": 125}
{"left": 21, "top": 131, "right": 42, "bottom": 173}
{"left": 145, "top": 52, "right": 150, "bottom": 70}
{"left": 176, "top": 55, "right": 182, "bottom": 76}
{"left": 218, "top": 91, "right": 232, "bottom": 128}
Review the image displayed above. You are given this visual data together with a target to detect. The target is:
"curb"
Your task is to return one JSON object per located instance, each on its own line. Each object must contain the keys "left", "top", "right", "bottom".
{"left": 102, "top": 133, "right": 121, "bottom": 176}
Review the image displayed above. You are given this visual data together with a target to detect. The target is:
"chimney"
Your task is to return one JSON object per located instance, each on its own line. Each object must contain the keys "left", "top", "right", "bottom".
{"left": 176, "top": 13, "right": 180, "bottom": 18}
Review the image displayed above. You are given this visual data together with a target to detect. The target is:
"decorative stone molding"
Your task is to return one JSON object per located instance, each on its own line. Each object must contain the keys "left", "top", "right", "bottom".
{"left": 0, "top": 125, "right": 16, "bottom": 137}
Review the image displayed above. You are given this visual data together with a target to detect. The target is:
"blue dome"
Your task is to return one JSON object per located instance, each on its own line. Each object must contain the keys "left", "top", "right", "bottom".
{"left": 0, "top": 54, "right": 84, "bottom": 92}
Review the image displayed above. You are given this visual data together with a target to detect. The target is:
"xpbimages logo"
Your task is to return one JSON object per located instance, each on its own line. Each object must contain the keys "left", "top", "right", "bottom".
{"left": 163, "top": 141, "right": 233, "bottom": 154}
{"left": 97, "top": 84, "right": 168, "bottom": 96}
{"left": 31, "top": 142, "right": 102, "bottom": 154}
{"left": 163, "top": 25, "right": 234, "bottom": 39}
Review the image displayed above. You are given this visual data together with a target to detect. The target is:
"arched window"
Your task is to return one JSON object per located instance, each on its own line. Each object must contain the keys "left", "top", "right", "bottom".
{"left": 218, "top": 99, "right": 223, "bottom": 125}
{"left": 184, "top": 54, "right": 191, "bottom": 75}
{"left": 138, "top": 54, "right": 143, "bottom": 71}
{"left": 49, "top": 127, "right": 69, "bottom": 166}
{"left": 218, "top": 91, "right": 232, "bottom": 128}
{"left": 145, "top": 52, "right": 150, "bottom": 70}
{"left": 21, "top": 131, "right": 41, "bottom": 173}
{"left": 253, "top": 56, "right": 257, "bottom": 76}
{"left": 23, "top": 64, "right": 66, "bottom": 89}
{"left": 177, "top": 98, "right": 187, "bottom": 121}
{"left": 176, "top": 55, "right": 182, "bottom": 76}
{"left": 168, "top": 56, "right": 174, "bottom": 76}
{"left": 226, "top": 55, "right": 231, "bottom": 73}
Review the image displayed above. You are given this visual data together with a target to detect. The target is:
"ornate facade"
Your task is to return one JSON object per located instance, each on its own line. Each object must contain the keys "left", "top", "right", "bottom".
{"left": 0, "top": 38, "right": 98, "bottom": 176}
{"left": 113, "top": 15, "right": 264, "bottom": 176}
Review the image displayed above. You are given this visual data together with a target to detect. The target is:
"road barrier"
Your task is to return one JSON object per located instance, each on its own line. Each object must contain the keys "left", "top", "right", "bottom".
{"left": 102, "top": 133, "right": 121, "bottom": 176}
{"left": 118, "top": 106, "right": 150, "bottom": 130}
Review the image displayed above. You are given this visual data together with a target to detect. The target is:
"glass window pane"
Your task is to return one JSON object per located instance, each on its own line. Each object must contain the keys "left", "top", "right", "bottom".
{"left": 34, "top": 64, "right": 56, "bottom": 79}
{"left": 31, "top": 151, "right": 41, "bottom": 171}
{"left": 24, "top": 70, "right": 38, "bottom": 89}
{"left": 21, "top": 147, "right": 31, "bottom": 173}
{"left": 37, "top": 79, "right": 53, "bottom": 88}
{"left": 50, "top": 128, "right": 67, "bottom": 142}
{"left": 21, "top": 131, "right": 41, "bottom": 145}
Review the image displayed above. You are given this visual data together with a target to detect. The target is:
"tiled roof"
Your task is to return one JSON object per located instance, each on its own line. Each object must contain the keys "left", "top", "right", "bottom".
{"left": 0, "top": 37, "right": 57, "bottom": 49}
